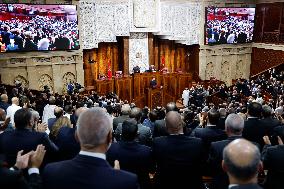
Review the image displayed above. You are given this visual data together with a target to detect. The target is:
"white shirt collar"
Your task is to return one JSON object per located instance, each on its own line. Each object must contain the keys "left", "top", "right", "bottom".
{"left": 229, "top": 184, "right": 238, "bottom": 189}
{"left": 79, "top": 151, "right": 106, "bottom": 160}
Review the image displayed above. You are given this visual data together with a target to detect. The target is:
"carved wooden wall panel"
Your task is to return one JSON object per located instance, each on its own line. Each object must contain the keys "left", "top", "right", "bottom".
{"left": 251, "top": 48, "right": 284, "bottom": 76}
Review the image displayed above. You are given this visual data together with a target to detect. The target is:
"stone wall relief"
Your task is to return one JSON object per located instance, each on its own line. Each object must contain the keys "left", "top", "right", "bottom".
{"left": 62, "top": 72, "right": 76, "bottom": 93}
{"left": 221, "top": 61, "right": 230, "bottom": 83}
{"left": 38, "top": 74, "right": 53, "bottom": 92}
{"left": 205, "top": 62, "right": 214, "bottom": 80}
{"left": 14, "top": 75, "right": 29, "bottom": 88}
{"left": 235, "top": 60, "right": 244, "bottom": 79}
{"left": 129, "top": 32, "right": 149, "bottom": 74}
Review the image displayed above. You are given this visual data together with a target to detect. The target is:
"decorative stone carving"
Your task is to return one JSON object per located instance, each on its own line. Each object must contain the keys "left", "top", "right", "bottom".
{"left": 61, "top": 56, "right": 75, "bottom": 63}
{"left": 114, "top": 3, "right": 130, "bottom": 36}
{"left": 205, "top": 62, "right": 214, "bottom": 80}
{"left": 32, "top": 57, "right": 51, "bottom": 63}
{"left": 9, "top": 58, "right": 26, "bottom": 64}
{"left": 79, "top": 1, "right": 98, "bottom": 49}
{"left": 38, "top": 74, "right": 53, "bottom": 91}
{"left": 96, "top": 2, "right": 117, "bottom": 43}
{"left": 14, "top": 75, "right": 28, "bottom": 87}
{"left": 129, "top": 32, "right": 149, "bottom": 74}
{"left": 235, "top": 60, "right": 244, "bottom": 79}
{"left": 62, "top": 72, "right": 76, "bottom": 93}
{"left": 133, "top": 0, "right": 156, "bottom": 28}
{"left": 221, "top": 61, "right": 230, "bottom": 82}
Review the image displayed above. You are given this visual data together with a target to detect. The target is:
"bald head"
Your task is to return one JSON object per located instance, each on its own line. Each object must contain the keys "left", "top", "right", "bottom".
{"left": 11, "top": 97, "right": 19, "bottom": 105}
{"left": 166, "top": 111, "right": 183, "bottom": 134}
{"left": 0, "top": 108, "right": 6, "bottom": 121}
{"left": 0, "top": 94, "right": 8, "bottom": 103}
{"left": 77, "top": 108, "right": 112, "bottom": 150}
{"left": 54, "top": 107, "right": 63, "bottom": 118}
{"left": 121, "top": 104, "right": 131, "bottom": 115}
{"left": 223, "top": 139, "right": 261, "bottom": 182}
{"left": 225, "top": 113, "right": 244, "bottom": 135}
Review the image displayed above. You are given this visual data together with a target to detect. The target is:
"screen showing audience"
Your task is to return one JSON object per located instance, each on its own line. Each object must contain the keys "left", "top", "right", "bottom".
{"left": 205, "top": 7, "right": 255, "bottom": 45}
{"left": 0, "top": 4, "right": 79, "bottom": 52}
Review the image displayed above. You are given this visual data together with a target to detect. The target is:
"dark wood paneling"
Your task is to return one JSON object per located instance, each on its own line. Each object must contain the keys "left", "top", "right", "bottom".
{"left": 115, "top": 76, "right": 132, "bottom": 102}
{"left": 251, "top": 48, "right": 284, "bottom": 76}
{"left": 254, "top": 2, "right": 284, "bottom": 44}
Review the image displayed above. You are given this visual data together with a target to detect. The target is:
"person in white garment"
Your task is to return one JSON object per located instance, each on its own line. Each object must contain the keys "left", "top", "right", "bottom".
{"left": 6, "top": 97, "right": 21, "bottom": 126}
{"left": 182, "top": 88, "right": 190, "bottom": 108}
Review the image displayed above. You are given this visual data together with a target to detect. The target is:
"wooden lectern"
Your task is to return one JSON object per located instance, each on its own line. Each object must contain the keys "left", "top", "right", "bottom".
{"left": 147, "top": 88, "right": 164, "bottom": 110}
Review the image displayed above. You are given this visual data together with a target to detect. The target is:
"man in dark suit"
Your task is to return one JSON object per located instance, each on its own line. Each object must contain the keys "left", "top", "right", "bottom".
{"left": 150, "top": 77, "right": 157, "bottom": 89}
{"left": 0, "top": 108, "right": 58, "bottom": 167}
{"left": 208, "top": 113, "right": 244, "bottom": 189}
{"left": 0, "top": 94, "right": 10, "bottom": 112}
{"left": 116, "top": 107, "right": 152, "bottom": 146}
{"left": 222, "top": 139, "right": 263, "bottom": 189}
{"left": 191, "top": 108, "right": 227, "bottom": 158}
{"left": 47, "top": 107, "right": 63, "bottom": 131}
{"left": 153, "top": 111, "right": 204, "bottom": 189}
{"left": 217, "top": 108, "right": 227, "bottom": 130}
{"left": 243, "top": 102, "right": 266, "bottom": 149}
{"left": 107, "top": 119, "right": 154, "bottom": 189}
{"left": 262, "top": 135, "right": 284, "bottom": 189}
{"left": 113, "top": 104, "right": 130, "bottom": 131}
{"left": 43, "top": 108, "right": 139, "bottom": 189}
{"left": 0, "top": 144, "right": 46, "bottom": 189}
{"left": 260, "top": 105, "right": 282, "bottom": 136}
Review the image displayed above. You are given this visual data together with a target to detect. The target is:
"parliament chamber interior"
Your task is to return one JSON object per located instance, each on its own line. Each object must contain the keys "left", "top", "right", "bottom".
{"left": 0, "top": 0, "right": 284, "bottom": 189}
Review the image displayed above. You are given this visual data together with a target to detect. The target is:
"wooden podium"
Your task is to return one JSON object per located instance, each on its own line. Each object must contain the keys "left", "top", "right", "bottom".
{"left": 147, "top": 88, "right": 164, "bottom": 110}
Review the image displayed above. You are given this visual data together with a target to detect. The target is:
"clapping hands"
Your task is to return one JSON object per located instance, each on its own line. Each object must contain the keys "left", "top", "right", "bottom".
{"left": 14, "top": 144, "right": 46, "bottom": 170}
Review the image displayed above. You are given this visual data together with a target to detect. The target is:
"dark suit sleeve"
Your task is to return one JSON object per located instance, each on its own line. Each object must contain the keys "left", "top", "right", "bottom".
{"left": 41, "top": 133, "right": 59, "bottom": 152}
{"left": 262, "top": 144, "right": 272, "bottom": 169}
{"left": 207, "top": 144, "right": 219, "bottom": 175}
{"left": 115, "top": 124, "right": 122, "bottom": 141}
{"left": 27, "top": 173, "right": 42, "bottom": 189}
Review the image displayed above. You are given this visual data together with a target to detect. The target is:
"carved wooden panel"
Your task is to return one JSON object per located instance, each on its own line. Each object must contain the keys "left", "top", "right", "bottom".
{"left": 251, "top": 48, "right": 284, "bottom": 76}
{"left": 95, "top": 79, "right": 114, "bottom": 96}
{"left": 115, "top": 76, "right": 132, "bottom": 102}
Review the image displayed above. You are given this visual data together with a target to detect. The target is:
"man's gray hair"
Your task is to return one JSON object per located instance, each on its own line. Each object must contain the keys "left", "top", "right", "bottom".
{"left": 219, "top": 108, "right": 227, "bottom": 117}
{"left": 77, "top": 107, "right": 112, "bottom": 147}
{"left": 225, "top": 113, "right": 244, "bottom": 134}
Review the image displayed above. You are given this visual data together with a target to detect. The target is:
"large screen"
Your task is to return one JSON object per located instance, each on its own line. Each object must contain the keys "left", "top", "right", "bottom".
{"left": 205, "top": 7, "right": 255, "bottom": 45}
{"left": 0, "top": 4, "right": 79, "bottom": 52}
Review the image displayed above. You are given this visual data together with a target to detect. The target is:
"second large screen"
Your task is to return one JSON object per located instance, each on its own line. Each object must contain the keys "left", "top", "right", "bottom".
{"left": 205, "top": 7, "right": 255, "bottom": 45}
{"left": 0, "top": 4, "right": 79, "bottom": 52}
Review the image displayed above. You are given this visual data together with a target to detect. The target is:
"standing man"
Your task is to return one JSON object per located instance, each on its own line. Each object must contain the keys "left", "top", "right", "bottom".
{"left": 43, "top": 108, "right": 139, "bottom": 189}
{"left": 182, "top": 88, "right": 190, "bottom": 107}
{"left": 6, "top": 97, "right": 21, "bottom": 126}
{"left": 150, "top": 77, "right": 157, "bottom": 89}
{"left": 222, "top": 139, "right": 263, "bottom": 189}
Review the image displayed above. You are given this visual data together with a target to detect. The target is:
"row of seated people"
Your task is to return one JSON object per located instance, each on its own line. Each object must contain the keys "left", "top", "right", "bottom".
{"left": 0, "top": 97, "right": 283, "bottom": 189}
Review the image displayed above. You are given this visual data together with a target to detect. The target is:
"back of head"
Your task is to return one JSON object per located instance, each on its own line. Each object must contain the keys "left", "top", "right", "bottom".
{"left": 262, "top": 105, "right": 272, "bottom": 118}
{"left": 121, "top": 104, "right": 131, "bottom": 115}
{"left": 166, "top": 102, "right": 178, "bottom": 113}
{"left": 11, "top": 97, "right": 19, "bottom": 105}
{"left": 77, "top": 108, "right": 112, "bottom": 149}
{"left": 207, "top": 108, "right": 220, "bottom": 125}
{"left": 129, "top": 107, "right": 142, "bottom": 123}
{"left": 219, "top": 108, "right": 227, "bottom": 118}
{"left": 247, "top": 102, "right": 262, "bottom": 118}
{"left": 0, "top": 94, "right": 8, "bottom": 102}
{"left": 223, "top": 139, "right": 261, "bottom": 183}
{"left": 54, "top": 107, "right": 64, "bottom": 118}
{"left": 149, "top": 111, "right": 157, "bottom": 122}
{"left": 49, "top": 96, "right": 56, "bottom": 105}
{"left": 121, "top": 119, "right": 138, "bottom": 141}
{"left": 14, "top": 108, "right": 32, "bottom": 129}
{"left": 0, "top": 108, "right": 6, "bottom": 121}
{"left": 165, "top": 111, "right": 183, "bottom": 134}
{"left": 225, "top": 113, "right": 244, "bottom": 135}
